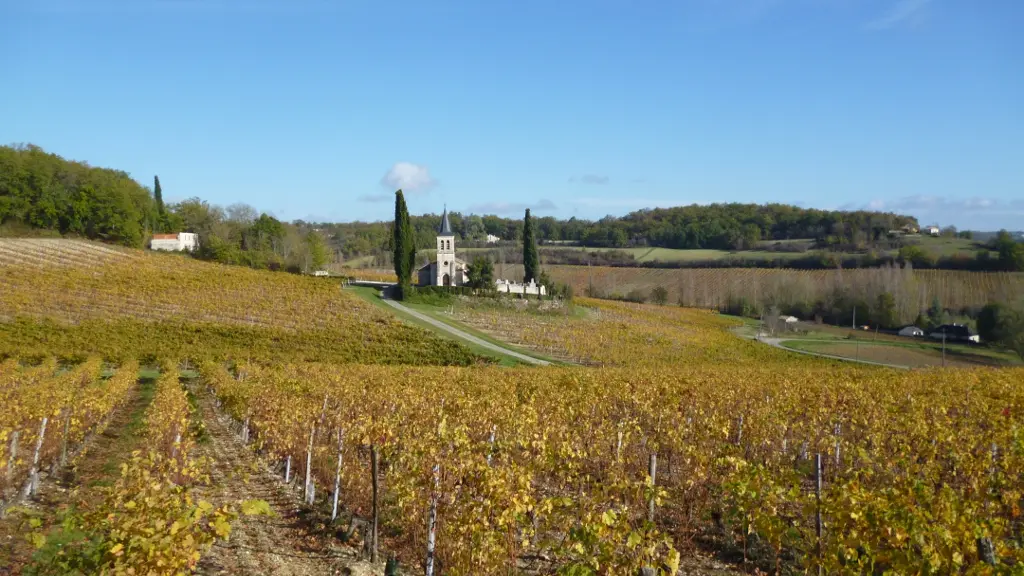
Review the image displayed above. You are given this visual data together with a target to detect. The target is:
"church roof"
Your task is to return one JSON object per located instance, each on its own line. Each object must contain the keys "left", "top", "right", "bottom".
{"left": 439, "top": 207, "right": 453, "bottom": 236}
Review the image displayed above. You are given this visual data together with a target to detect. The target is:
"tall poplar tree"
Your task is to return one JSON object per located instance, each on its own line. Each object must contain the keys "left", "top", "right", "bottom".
{"left": 393, "top": 190, "right": 412, "bottom": 289}
{"left": 523, "top": 208, "right": 539, "bottom": 283}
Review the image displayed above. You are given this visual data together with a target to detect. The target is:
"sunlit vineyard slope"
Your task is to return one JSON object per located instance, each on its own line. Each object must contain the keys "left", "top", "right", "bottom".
{"left": 0, "top": 240, "right": 479, "bottom": 364}
{"left": 451, "top": 297, "right": 803, "bottom": 367}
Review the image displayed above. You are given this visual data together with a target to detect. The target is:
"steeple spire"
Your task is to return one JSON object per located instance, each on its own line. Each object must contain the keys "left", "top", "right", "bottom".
{"left": 439, "top": 204, "right": 453, "bottom": 235}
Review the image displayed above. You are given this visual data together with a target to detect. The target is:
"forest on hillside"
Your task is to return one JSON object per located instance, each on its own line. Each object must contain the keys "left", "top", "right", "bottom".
{"left": 316, "top": 203, "right": 922, "bottom": 255}
{"left": 0, "top": 144, "right": 329, "bottom": 271}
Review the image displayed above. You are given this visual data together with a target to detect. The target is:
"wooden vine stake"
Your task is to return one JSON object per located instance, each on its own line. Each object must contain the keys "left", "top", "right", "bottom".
{"left": 647, "top": 453, "right": 657, "bottom": 523}
{"left": 332, "top": 428, "right": 344, "bottom": 521}
{"left": 425, "top": 463, "right": 440, "bottom": 576}
{"left": 6, "top": 432, "right": 19, "bottom": 486}
{"left": 171, "top": 425, "right": 182, "bottom": 461}
{"left": 59, "top": 409, "right": 72, "bottom": 467}
{"left": 486, "top": 425, "right": 496, "bottom": 467}
{"left": 304, "top": 424, "right": 316, "bottom": 504}
{"left": 23, "top": 417, "right": 48, "bottom": 499}
{"left": 815, "top": 453, "right": 823, "bottom": 576}
{"left": 370, "top": 445, "right": 380, "bottom": 563}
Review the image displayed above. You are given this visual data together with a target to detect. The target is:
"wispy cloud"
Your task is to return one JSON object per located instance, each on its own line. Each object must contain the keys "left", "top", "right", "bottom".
{"left": 467, "top": 199, "right": 557, "bottom": 216}
{"left": 866, "top": 0, "right": 934, "bottom": 30}
{"left": 569, "top": 174, "right": 610, "bottom": 185}
{"left": 855, "top": 195, "right": 1024, "bottom": 220}
{"left": 30, "top": 0, "right": 344, "bottom": 13}
{"left": 570, "top": 197, "right": 709, "bottom": 210}
{"left": 358, "top": 193, "right": 392, "bottom": 203}
{"left": 380, "top": 162, "right": 437, "bottom": 193}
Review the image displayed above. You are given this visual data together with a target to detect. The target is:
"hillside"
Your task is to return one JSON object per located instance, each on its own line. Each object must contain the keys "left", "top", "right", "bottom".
{"left": 0, "top": 239, "right": 479, "bottom": 364}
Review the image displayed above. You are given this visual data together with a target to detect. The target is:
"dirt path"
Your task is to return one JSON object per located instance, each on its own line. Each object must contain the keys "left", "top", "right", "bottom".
{"left": 191, "top": 385, "right": 376, "bottom": 576}
{"left": 0, "top": 377, "right": 154, "bottom": 574}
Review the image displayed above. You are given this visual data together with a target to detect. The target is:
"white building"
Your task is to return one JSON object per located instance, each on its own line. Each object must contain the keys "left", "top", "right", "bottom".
{"left": 926, "top": 225, "right": 940, "bottom": 236}
{"left": 495, "top": 278, "right": 547, "bottom": 296}
{"left": 150, "top": 232, "right": 198, "bottom": 252}
{"left": 486, "top": 234, "right": 501, "bottom": 244}
{"left": 899, "top": 326, "right": 925, "bottom": 337}
{"left": 417, "top": 208, "right": 469, "bottom": 287}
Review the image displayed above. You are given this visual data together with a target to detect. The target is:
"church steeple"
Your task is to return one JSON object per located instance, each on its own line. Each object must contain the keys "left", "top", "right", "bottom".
{"left": 439, "top": 205, "right": 453, "bottom": 236}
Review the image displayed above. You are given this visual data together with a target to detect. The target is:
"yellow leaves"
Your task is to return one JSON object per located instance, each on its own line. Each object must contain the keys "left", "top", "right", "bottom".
{"left": 110, "top": 543, "right": 125, "bottom": 556}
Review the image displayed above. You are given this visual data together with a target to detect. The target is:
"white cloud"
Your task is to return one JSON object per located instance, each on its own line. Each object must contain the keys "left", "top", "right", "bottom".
{"left": 467, "top": 199, "right": 557, "bottom": 216}
{"left": 866, "top": 0, "right": 934, "bottom": 30}
{"left": 380, "top": 162, "right": 437, "bottom": 192}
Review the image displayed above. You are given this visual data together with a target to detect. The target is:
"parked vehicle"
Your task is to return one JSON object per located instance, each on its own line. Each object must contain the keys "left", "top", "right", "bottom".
{"left": 929, "top": 323, "right": 980, "bottom": 343}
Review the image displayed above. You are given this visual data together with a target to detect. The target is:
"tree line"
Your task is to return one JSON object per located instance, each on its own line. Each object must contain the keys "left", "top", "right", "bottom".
{"left": 0, "top": 144, "right": 329, "bottom": 272}
{"left": 318, "top": 203, "right": 923, "bottom": 255}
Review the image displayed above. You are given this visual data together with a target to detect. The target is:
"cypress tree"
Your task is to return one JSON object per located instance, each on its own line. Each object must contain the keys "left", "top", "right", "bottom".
{"left": 154, "top": 175, "right": 165, "bottom": 232}
{"left": 393, "top": 190, "right": 411, "bottom": 288}
{"left": 523, "top": 208, "right": 539, "bottom": 283}
{"left": 154, "top": 175, "right": 165, "bottom": 215}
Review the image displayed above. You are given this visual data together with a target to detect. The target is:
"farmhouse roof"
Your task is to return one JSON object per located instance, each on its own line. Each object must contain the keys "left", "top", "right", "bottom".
{"left": 439, "top": 206, "right": 453, "bottom": 236}
{"left": 152, "top": 233, "right": 179, "bottom": 239}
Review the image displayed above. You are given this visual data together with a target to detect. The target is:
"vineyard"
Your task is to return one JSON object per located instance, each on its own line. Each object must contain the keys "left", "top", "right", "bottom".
{"left": 451, "top": 297, "right": 800, "bottom": 367}
{"left": 0, "top": 359, "right": 263, "bottom": 573}
{"left": 499, "top": 264, "right": 1024, "bottom": 322}
{"left": 0, "top": 240, "right": 478, "bottom": 365}
{"left": 198, "top": 360, "right": 1024, "bottom": 574}
{"left": 2, "top": 241, "right": 1024, "bottom": 574}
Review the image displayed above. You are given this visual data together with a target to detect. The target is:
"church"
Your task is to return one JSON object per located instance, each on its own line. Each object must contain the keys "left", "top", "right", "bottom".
{"left": 416, "top": 207, "right": 470, "bottom": 287}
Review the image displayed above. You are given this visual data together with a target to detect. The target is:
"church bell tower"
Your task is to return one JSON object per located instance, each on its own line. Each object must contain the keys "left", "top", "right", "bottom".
{"left": 436, "top": 206, "right": 455, "bottom": 286}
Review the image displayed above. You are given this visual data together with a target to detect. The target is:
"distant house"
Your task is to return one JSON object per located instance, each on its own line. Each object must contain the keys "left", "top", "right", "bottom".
{"left": 312, "top": 270, "right": 329, "bottom": 277}
{"left": 150, "top": 232, "right": 198, "bottom": 252}
{"left": 929, "top": 324, "right": 980, "bottom": 343}
{"left": 898, "top": 326, "right": 925, "bottom": 337}
{"left": 486, "top": 234, "right": 501, "bottom": 244}
{"left": 926, "top": 225, "right": 941, "bottom": 236}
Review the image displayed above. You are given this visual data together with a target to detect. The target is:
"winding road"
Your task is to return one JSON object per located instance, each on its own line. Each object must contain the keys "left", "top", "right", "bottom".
{"left": 381, "top": 298, "right": 551, "bottom": 366}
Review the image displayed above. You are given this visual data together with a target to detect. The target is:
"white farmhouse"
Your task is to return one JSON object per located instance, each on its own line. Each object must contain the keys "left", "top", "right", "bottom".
{"left": 486, "top": 234, "right": 501, "bottom": 244}
{"left": 150, "top": 232, "right": 198, "bottom": 252}
{"left": 926, "top": 225, "right": 940, "bottom": 236}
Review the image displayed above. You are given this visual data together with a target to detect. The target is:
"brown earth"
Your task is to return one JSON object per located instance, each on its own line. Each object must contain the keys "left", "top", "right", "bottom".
{"left": 191, "top": 384, "right": 382, "bottom": 576}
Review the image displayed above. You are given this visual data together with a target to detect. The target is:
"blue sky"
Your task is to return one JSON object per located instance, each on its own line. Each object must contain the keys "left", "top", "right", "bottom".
{"left": 1, "top": 0, "right": 1021, "bottom": 229}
